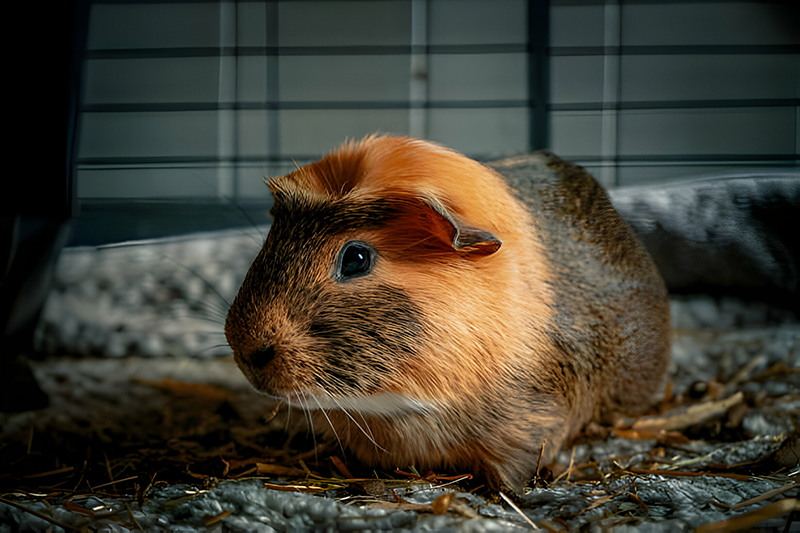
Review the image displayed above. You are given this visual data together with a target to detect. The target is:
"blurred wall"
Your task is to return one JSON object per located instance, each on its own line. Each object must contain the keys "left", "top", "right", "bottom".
{"left": 73, "top": 0, "right": 799, "bottom": 244}
{"left": 549, "top": 1, "right": 799, "bottom": 186}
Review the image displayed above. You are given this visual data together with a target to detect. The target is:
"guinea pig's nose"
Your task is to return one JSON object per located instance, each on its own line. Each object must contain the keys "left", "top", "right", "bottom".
{"left": 249, "top": 344, "right": 275, "bottom": 368}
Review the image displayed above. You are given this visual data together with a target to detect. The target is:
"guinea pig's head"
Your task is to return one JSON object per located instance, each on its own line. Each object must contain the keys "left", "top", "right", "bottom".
{"left": 225, "top": 135, "right": 544, "bottom": 416}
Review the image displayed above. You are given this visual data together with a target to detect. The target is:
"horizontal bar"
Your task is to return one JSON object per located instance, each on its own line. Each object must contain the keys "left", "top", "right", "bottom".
{"left": 78, "top": 154, "right": 800, "bottom": 168}
{"left": 81, "top": 98, "right": 798, "bottom": 113}
{"left": 86, "top": 43, "right": 528, "bottom": 60}
{"left": 550, "top": 99, "right": 800, "bottom": 111}
{"left": 551, "top": 44, "right": 800, "bottom": 56}
{"left": 86, "top": 43, "right": 798, "bottom": 60}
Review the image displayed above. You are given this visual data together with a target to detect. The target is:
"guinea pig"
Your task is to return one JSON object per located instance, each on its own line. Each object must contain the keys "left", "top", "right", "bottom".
{"left": 225, "top": 135, "right": 671, "bottom": 493}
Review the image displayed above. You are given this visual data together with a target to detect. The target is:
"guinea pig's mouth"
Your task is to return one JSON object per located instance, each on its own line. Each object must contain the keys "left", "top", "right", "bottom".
{"left": 282, "top": 390, "right": 440, "bottom": 418}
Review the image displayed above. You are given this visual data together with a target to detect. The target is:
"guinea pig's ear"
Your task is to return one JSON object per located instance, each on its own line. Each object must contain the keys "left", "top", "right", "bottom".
{"left": 423, "top": 197, "right": 502, "bottom": 255}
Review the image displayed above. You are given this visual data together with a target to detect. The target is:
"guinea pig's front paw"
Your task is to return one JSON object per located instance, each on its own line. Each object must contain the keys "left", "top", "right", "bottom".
{"left": 479, "top": 455, "right": 539, "bottom": 495}
{"left": 484, "top": 466, "right": 528, "bottom": 495}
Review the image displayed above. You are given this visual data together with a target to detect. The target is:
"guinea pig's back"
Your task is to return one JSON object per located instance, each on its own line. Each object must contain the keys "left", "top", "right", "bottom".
{"left": 489, "top": 152, "right": 671, "bottom": 419}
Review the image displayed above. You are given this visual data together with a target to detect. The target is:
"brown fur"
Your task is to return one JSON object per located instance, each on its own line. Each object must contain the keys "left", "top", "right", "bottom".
{"left": 225, "top": 135, "right": 671, "bottom": 492}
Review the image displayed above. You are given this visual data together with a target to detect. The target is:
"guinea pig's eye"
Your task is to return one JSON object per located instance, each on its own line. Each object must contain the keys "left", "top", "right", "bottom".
{"left": 335, "top": 241, "right": 375, "bottom": 282}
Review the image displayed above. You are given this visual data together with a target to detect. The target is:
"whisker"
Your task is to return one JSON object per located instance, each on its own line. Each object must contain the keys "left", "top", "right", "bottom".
{"left": 299, "top": 397, "right": 319, "bottom": 456}
{"left": 356, "top": 411, "right": 376, "bottom": 442}
{"left": 310, "top": 394, "right": 346, "bottom": 459}
{"left": 318, "top": 380, "right": 377, "bottom": 443}
{"left": 284, "top": 398, "right": 293, "bottom": 432}
{"left": 188, "top": 169, "right": 266, "bottom": 244}
{"left": 197, "top": 343, "right": 232, "bottom": 355}
{"left": 169, "top": 312, "right": 227, "bottom": 327}
{"left": 163, "top": 300, "right": 229, "bottom": 328}
{"left": 189, "top": 299, "right": 230, "bottom": 323}
{"left": 113, "top": 313, "right": 226, "bottom": 337}
{"left": 288, "top": 396, "right": 319, "bottom": 464}
{"left": 159, "top": 254, "right": 232, "bottom": 308}
{"left": 331, "top": 398, "right": 387, "bottom": 453}
{"left": 315, "top": 383, "right": 387, "bottom": 454}
{"left": 299, "top": 398, "right": 322, "bottom": 465}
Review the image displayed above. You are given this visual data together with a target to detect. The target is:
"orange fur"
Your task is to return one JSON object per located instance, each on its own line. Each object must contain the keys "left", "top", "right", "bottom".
{"left": 225, "top": 135, "right": 671, "bottom": 492}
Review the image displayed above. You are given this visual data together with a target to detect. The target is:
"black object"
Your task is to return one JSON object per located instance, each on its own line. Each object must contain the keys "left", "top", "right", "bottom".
{"left": 0, "top": 0, "right": 89, "bottom": 412}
